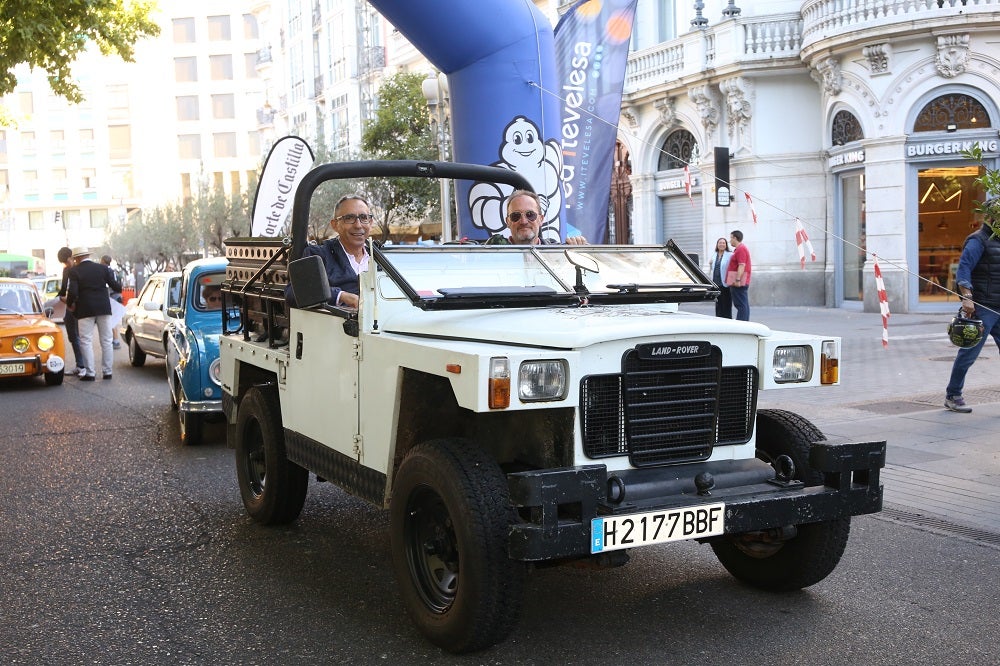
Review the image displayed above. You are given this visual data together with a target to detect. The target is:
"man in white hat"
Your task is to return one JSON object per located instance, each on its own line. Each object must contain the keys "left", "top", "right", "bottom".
{"left": 67, "top": 247, "right": 122, "bottom": 380}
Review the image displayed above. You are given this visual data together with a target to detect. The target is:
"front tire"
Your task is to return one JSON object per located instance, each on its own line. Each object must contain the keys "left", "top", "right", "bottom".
{"left": 44, "top": 370, "right": 64, "bottom": 386}
{"left": 179, "top": 409, "right": 203, "bottom": 446}
{"left": 711, "top": 409, "right": 851, "bottom": 591}
{"left": 235, "top": 386, "right": 307, "bottom": 525}
{"left": 127, "top": 332, "right": 146, "bottom": 367}
{"left": 390, "top": 438, "right": 525, "bottom": 654}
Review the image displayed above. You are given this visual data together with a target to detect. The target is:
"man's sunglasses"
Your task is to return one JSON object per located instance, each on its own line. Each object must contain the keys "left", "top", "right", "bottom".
{"left": 336, "top": 213, "right": 374, "bottom": 225}
{"left": 507, "top": 210, "right": 539, "bottom": 223}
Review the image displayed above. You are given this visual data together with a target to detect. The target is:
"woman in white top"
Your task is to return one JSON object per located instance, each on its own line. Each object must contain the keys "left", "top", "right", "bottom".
{"left": 711, "top": 237, "right": 733, "bottom": 318}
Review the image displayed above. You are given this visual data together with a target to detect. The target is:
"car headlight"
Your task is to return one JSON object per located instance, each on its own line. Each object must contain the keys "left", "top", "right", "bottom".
{"left": 773, "top": 345, "right": 813, "bottom": 383}
{"left": 518, "top": 360, "right": 568, "bottom": 401}
{"left": 209, "top": 357, "right": 222, "bottom": 386}
{"left": 13, "top": 336, "right": 30, "bottom": 353}
{"left": 37, "top": 335, "right": 55, "bottom": 352}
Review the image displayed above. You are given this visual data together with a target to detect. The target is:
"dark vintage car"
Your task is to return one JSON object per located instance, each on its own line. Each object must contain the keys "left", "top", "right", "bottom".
{"left": 165, "top": 257, "right": 235, "bottom": 445}
{"left": 119, "top": 271, "right": 182, "bottom": 366}
{"left": 0, "top": 277, "right": 66, "bottom": 386}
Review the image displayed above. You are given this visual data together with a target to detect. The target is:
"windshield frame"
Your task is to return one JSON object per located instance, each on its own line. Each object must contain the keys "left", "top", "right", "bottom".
{"left": 372, "top": 241, "right": 718, "bottom": 311}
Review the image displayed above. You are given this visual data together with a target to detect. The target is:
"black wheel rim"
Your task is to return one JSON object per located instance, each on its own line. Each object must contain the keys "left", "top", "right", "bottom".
{"left": 404, "top": 485, "right": 459, "bottom": 614}
{"left": 241, "top": 419, "right": 267, "bottom": 499}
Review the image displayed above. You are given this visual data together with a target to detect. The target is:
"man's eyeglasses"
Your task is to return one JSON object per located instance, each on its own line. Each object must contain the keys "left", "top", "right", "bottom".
{"left": 507, "top": 210, "right": 539, "bottom": 223}
{"left": 336, "top": 213, "right": 374, "bottom": 225}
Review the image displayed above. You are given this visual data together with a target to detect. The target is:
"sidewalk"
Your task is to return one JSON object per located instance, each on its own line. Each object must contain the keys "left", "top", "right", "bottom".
{"left": 683, "top": 304, "right": 1000, "bottom": 543}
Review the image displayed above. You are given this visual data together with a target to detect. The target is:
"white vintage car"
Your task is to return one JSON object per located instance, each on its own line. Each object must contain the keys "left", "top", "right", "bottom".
{"left": 220, "top": 161, "right": 884, "bottom": 654}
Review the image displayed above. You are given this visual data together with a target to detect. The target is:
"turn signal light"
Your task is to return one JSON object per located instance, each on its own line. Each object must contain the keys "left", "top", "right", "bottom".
{"left": 821, "top": 340, "right": 839, "bottom": 384}
{"left": 488, "top": 357, "right": 510, "bottom": 409}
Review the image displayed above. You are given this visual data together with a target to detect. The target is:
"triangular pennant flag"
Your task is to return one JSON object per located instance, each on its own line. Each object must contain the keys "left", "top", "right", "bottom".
{"left": 873, "top": 256, "right": 890, "bottom": 347}
{"left": 794, "top": 218, "right": 816, "bottom": 268}
{"left": 744, "top": 192, "right": 758, "bottom": 225}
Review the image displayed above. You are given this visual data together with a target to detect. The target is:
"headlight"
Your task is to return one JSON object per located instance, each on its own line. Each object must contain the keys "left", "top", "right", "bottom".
{"left": 518, "top": 360, "right": 568, "bottom": 401}
{"left": 209, "top": 357, "right": 222, "bottom": 386}
{"left": 13, "top": 336, "right": 30, "bottom": 353}
{"left": 773, "top": 345, "right": 813, "bottom": 383}
{"left": 37, "top": 335, "right": 55, "bottom": 352}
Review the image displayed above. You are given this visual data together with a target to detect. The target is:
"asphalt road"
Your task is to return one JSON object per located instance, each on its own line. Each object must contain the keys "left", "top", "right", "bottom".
{"left": 2, "top": 349, "right": 998, "bottom": 665}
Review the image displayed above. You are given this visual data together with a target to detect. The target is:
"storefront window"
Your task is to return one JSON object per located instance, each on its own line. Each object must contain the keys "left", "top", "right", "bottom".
{"left": 917, "top": 165, "right": 985, "bottom": 303}
{"left": 841, "top": 174, "right": 865, "bottom": 301}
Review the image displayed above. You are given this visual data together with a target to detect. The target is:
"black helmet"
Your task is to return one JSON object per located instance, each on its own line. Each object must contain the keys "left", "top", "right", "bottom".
{"left": 948, "top": 308, "right": 984, "bottom": 348}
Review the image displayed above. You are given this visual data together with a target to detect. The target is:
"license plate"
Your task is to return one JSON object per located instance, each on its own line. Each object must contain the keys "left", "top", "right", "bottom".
{"left": 591, "top": 502, "right": 725, "bottom": 553}
{"left": 0, "top": 363, "right": 26, "bottom": 375}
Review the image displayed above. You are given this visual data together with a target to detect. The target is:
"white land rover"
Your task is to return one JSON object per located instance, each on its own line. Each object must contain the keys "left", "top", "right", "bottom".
{"left": 219, "top": 161, "right": 884, "bottom": 654}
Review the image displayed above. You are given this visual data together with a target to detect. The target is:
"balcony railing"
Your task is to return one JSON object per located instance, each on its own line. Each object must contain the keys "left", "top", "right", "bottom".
{"left": 625, "top": 14, "right": 803, "bottom": 94}
{"left": 801, "top": 0, "right": 999, "bottom": 51}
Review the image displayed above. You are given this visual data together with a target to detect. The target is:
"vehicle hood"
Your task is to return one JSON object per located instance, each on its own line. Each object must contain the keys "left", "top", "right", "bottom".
{"left": 380, "top": 305, "right": 772, "bottom": 348}
{"left": 0, "top": 314, "right": 61, "bottom": 337}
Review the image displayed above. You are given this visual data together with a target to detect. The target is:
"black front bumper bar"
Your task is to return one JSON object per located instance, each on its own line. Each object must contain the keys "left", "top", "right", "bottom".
{"left": 506, "top": 439, "right": 885, "bottom": 561}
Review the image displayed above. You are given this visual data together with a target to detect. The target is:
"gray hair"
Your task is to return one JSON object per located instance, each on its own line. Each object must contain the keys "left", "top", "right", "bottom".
{"left": 506, "top": 189, "right": 541, "bottom": 215}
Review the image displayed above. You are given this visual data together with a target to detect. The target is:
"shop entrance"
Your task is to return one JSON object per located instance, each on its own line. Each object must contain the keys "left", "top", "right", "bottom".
{"left": 840, "top": 173, "right": 866, "bottom": 302}
{"left": 917, "top": 165, "right": 984, "bottom": 303}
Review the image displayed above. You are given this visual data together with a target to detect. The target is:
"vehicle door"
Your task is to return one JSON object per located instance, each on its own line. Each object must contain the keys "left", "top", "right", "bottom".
{"left": 136, "top": 278, "right": 166, "bottom": 352}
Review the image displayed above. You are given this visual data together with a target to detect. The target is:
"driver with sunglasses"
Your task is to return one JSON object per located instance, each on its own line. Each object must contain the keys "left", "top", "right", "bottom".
{"left": 484, "top": 190, "right": 587, "bottom": 246}
{"left": 286, "top": 194, "right": 372, "bottom": 309}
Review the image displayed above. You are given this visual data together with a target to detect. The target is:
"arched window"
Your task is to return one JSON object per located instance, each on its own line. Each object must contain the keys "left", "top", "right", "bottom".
{"left": 831, "top": 110, "right": 863, "bottom": 146}
{"left": 913, "top": 94, "right": 991, "bottom": 132}
{"left": 657, "top": 129, "right": 697, "bottom": 171}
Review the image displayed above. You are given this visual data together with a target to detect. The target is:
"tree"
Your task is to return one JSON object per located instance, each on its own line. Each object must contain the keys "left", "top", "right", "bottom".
{"left": 0, "top": 1, "right": 160, "bottom": 123}
{"left": 360, "top": 71, "right": 439, "bottom": 242}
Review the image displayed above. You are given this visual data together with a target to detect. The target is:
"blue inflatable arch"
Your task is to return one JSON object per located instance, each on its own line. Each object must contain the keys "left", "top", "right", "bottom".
{"left": 368, "top": 0, "right": 564, "bottom": 242}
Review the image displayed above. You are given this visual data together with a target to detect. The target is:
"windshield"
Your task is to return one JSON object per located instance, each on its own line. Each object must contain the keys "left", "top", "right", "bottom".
{"left": 375, "top": 244, "right": 715, "bottom": 310}
{"left": 0, "top": 282, "right": 44, "bottom": 314}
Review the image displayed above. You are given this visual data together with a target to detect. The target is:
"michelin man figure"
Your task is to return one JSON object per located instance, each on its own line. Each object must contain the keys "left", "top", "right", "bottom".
{"left": 468, "top": 115, "right": 563, "bottom": 243}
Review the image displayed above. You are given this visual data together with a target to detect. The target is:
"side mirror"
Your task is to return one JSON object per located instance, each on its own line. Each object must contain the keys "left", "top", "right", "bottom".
{"left": 44, "top": 306, "right": 55, "bottom": 318}
{"left": 143, "top": 301, "right": 161, "bottom": 312}
{"left": 288, "top": 255, "right": 332, "bottom": 308}
{"left": 167, "top": 306, "right": 183, "bottom": 319}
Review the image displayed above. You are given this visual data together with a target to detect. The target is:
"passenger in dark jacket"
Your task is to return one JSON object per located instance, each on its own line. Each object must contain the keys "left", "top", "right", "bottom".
{"left": 286, "top": 194, "right": 372, "bottom": 309}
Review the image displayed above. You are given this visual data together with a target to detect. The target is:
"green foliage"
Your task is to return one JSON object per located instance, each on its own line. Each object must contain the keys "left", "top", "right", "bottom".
{"left": 107, "top": 177, "right": 255, "bottom": 275}
{"left": 360, "top": 71, "right": 439, "bottom": 240}
{"left": 961, "top": 146, "right": 1000, "bottom": 240}
{"left": 0, "top": 0, "right": 160, "bottom": 105}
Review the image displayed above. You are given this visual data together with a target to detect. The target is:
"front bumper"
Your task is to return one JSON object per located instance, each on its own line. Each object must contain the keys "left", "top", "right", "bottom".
{"left": 178, "top": 398, "right": 223, "bottom": 413}
{"left": 506, "top": 438, "right": 885, "bottom": 561}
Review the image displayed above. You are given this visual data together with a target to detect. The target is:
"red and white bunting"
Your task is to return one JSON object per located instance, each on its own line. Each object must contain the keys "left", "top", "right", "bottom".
{"left": 684, "top": 165, "right": 693, "bottom": 206}
{"left": 873, "top": 256, "right": 890, "bottom": 347}
{"left": 794, "top": 218, "right": 816, "bottom": 269}
{"left": 744, "top": 192, "right": 758, "bottom": 225}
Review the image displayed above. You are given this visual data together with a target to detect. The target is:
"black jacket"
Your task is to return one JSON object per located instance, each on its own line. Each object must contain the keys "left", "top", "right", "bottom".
{"left": 68, "top": 260, "right": 123, "bottom": 318}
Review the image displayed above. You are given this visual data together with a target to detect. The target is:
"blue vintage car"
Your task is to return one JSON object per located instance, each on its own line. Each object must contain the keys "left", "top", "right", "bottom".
{"left": 165, "top": 257, "right": 235, "bottom": 445}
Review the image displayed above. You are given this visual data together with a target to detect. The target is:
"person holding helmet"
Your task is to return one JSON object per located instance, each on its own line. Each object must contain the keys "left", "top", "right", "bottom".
{"left": 944, "top": 196, "right": 1000, "bottom": 412}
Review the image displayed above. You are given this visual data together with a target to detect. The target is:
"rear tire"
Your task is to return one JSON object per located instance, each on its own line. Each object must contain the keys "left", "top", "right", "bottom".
{"left": 390, "top": 438, "right": 525, "bottom": 653}
{"left": 235, "top": 386, "right": 307, "bottom": 525}
{"left": 128, "top": 333, "right": 146, "bottom": 367}
{"left": 711, "top": 409, "right": 851, "bottom": 591}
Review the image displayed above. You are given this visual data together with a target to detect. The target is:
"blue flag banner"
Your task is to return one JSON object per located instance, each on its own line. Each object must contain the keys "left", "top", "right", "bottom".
{"left": 555, "top": 0, "right": 637, "bottom": 243}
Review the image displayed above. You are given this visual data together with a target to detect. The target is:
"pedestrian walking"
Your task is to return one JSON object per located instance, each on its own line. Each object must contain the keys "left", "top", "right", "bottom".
{"left": 56, "top": 246, "right": 85, "bottom": 376}
{"left": 944, "top": 198, "right": 1000, "bottom": 413}
{"left": 728, "top": 229, "right": 752, "bottom": 321}
{"left": 711, "top": 237, "right": 733, "bottom": 318}
{"left": 101, "top": 254, "right": 124, "bottom": 349}
{"left": 67, "top": 247, "right": 122, "bottom": 381}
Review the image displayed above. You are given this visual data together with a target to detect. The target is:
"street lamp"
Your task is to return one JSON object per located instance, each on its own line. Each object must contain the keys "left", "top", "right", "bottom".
{"left": 422, "top": 72, "right": 453, "bottom": 243}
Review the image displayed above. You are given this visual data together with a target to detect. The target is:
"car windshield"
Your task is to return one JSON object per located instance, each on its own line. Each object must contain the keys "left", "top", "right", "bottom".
{"left": 375, "top": 244, "right": 715, "bottom": 310}
{"left": 0, "top": 283, "right": 43, "bottom": 314}
{"left": 194, "top": 273, "right": 226, "bottom": 312}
